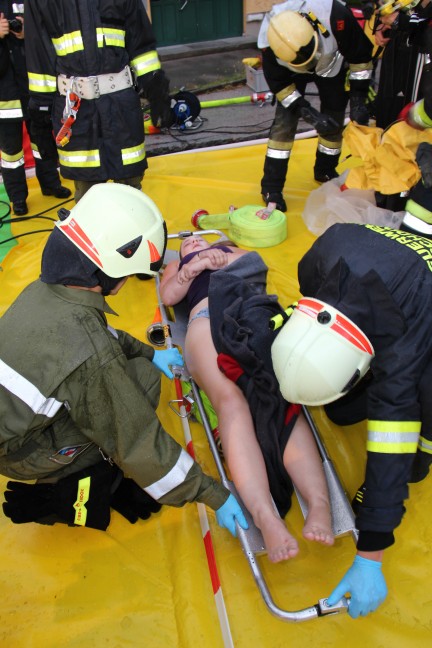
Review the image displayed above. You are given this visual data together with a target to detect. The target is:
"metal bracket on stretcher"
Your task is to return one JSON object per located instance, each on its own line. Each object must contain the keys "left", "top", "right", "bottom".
{"left": 156, "top": 230, "right": 358, "bottom": 622}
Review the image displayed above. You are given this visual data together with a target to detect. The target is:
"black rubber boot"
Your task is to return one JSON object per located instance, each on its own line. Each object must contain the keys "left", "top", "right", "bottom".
{"left": 314, "top": 150, "right": 339, "bottom": 183}
{"left": 261, "top": 155, "right": 289, "bottom": 211}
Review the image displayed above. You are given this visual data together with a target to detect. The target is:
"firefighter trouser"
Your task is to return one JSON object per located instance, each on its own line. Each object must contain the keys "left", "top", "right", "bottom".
{"left": 0, "top": 120, "right": 61, "bottom": 203}
{"left": 421, "top": 26, "right": 432, "bottom": 120}
{"left": 74, "top": 174, "right": 144, "bottom": 202}
{"left": 0, "top": 357, "right": 161, "bottom": 482}
{"left": 324, "top": 361, "right": 432, "bottom": 460}
{"left": 261, "top": 67, "right": 348, "bottom": 194}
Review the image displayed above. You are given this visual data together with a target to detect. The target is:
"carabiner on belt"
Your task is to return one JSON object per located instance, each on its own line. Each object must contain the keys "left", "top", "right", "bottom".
{"left": 55, "top": 79, "right": 82, "bottom": 147}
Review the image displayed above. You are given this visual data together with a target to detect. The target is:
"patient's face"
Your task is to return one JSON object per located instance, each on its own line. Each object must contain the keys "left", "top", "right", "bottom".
{"left": 180, "top": 235, "right": 208, "bottom": 258}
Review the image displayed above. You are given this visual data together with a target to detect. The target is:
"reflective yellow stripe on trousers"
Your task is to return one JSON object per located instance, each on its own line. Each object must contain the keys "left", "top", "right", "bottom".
{"left": 367, "top": 420, "right": 421, "bottom": 454}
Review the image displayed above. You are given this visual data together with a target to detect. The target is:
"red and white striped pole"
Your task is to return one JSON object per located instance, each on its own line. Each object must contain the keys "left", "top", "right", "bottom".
{"left": 154, "top": 276, "right": 234, "bottom": 648}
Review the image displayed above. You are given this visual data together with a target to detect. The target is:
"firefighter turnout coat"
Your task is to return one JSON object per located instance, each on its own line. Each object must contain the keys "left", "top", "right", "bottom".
{"left": 0, "top": 1, "right": 61, "bottom": 199}
{"left": 0, "top": 281, "right": 228, "bottom": 511}
{"left": 24, "top": 0, "right": 161, "bottom": 182}
{"left": 298, "top": 223, "right": 432, "bottom": 551}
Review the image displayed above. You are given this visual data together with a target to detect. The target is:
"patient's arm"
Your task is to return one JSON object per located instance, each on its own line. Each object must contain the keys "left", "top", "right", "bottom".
{"left": 160, "top": 252, "right": 231, "bottom": 305}
{"left": 159, "top": 260, "right": 189, "bottom": 306}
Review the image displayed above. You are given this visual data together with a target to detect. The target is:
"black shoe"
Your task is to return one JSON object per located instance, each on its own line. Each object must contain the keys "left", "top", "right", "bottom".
{"left": 314, "top": 170, "right": 339, "bottom": 184}
{"left": 261, "top": 192, "right": 287, "bottom": 212}
{"left": 41, "top": 185, "right": 72, "bottom": 199}
{"left": 13, "top": 200, "right": 28, "bottom": 215}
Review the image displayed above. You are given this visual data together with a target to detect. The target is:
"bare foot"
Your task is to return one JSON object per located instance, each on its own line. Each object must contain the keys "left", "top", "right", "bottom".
{"left": 258, "top": 513, "right": 299, "bottom": 563}
{"left": 302, "top": 502, "right": 334, "bottom": 546}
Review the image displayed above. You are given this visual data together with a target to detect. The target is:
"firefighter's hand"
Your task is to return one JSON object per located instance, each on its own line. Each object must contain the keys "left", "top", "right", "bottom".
{"left": 327, "top": 556, "right": 387, "bottom": 619}
{"left": 350, "top": 96, "right": 370, "bottom": 126}
{"left": 0, "top": 12, "right": 9, "bottom": 37}
{"left": 299, "top": 103, "right": 340, "bottom": 136}
{"left": 152, "top": 348, "right": 184, "bottom": 379}
{"left": 142, "top": 69, "right": 173, "bottom": 129}
{"left": 216, "top": 493, "right": 248, "bottom": 537}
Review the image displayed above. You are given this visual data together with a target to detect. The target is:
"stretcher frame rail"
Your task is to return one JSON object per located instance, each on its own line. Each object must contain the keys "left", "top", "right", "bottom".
{"left": 155, "top": 230, "right": 354, "bottom": 622}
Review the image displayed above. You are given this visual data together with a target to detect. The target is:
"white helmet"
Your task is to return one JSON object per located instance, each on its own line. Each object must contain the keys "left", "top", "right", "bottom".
{"left": 267, "top": 11, "right": 319, "bottom": 71}
{"left": 56, "top": 183, "right": 166, "bottom": 277}
{"left": 271, "top": 298, "right": 374, "bottom": 406}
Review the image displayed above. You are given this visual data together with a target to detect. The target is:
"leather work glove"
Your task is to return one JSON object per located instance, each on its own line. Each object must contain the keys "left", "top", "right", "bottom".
{"left": 327, "top": 555, "right": 388, "bottom": 618}
{"left": 110, "top": 477, "right": 162, "bottom": 523}
{"left": 2, "top": 461, "right": 117, "bottom": 530}
{"left": 416, "top": 142, "right": 432, "bottom": 189}
{"left": 349, "top": 95, "right": 370, "bottom": 125}
{"left": 294, "top": 97, "right": 340, "bottom": 136}
{"left": 152, "top": 348, "right": 184, "bottom": 379}
{"left": 215, "top": 493, "right": 249, "bottom": 537}
{"left": 141, "top": 69, "right": 173, "bottom": 128}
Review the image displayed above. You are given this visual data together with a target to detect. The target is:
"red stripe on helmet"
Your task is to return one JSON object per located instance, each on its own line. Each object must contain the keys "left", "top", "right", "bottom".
{"left": 331, "top": 314, "right": 374, "bottom": 355}
{"left": 59, "top": 220, "right": 102, "bottom": 268}
{"left": 297, "top": 297, "right": 322, "bottom": 318}
{"left": 147, "top": 240, "right": 161, "bottom": 262}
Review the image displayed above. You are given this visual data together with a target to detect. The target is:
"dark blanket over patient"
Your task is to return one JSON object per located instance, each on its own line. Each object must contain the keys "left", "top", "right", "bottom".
{"left": 208, "top": 252, "right": 299, "bottom": 517}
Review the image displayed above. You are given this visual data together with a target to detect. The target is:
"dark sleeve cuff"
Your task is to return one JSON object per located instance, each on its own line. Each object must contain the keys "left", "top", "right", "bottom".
{"left": 357, "top": 530, "right": 395, "bottom": 551}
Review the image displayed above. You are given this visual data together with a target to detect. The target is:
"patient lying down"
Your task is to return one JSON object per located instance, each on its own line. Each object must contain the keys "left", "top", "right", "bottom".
{"left": 160, "top": 235, "right": 334, "bottom": 562}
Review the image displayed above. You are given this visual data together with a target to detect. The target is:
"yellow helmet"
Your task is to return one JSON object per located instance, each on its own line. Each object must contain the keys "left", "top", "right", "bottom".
{"left": 271, "top": 298, "right": 374, "bottom": 406}
{"left": 267, "top": 11, "right": 319, "bottom": 71}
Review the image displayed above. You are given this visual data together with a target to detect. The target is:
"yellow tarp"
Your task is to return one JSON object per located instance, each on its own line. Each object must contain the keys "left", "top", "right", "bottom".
{"left": 0, "top": 139, "right": 431, "bottom": 648}
{"left": 344, "top": 121, "right": 432, "bottom": 193}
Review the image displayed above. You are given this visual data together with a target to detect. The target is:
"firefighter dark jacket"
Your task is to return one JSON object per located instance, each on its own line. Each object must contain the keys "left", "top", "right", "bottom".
{"left": 298, "top": 223, "right": 432, "bottom": 551}
{"left": 259, "top": 0, "right": 373, "bottom": 101}
{"left": 23, "top": 0, "right": 162, "bottom": 182}
{"left": 0, "top": 280, "right": 228, "bottom": 511}
{"left": 0, "top": 1, "right": 29, "bottom": 121}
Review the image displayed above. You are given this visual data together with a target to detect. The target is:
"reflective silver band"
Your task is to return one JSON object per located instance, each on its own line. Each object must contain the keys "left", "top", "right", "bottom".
{"left": 349, "top": 70, "right": 373, "bottom": 81}
{"left": 419, "top": 436, "right": 432, "bottom": 453}
{"left": 402, "top": 211, "right": 432, "bottom": 236}
{"left": 0, "top": 359, "right": 63, "bottom": 417}
{"left": 144, "top": 450, "right": 194, "bottom": 500}
{"left": 266, "top": 148, "right": 291, "bottom": 160}
{"left": 368, "top": 430, "right": 419, "bottom": 444}
{"left": 317, "top": 143, "right": 341, "bottom": 155}
{"left": 281, "top": 90, "right": 301, "bottom": 109}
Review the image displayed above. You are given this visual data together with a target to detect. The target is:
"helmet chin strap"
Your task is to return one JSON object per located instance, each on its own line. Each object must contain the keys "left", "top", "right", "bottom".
{"left": 95, "top": 270, "right": 123, "bottom": 296}
{"left": 300, "top": 11, "right": 330, "bottom": 38}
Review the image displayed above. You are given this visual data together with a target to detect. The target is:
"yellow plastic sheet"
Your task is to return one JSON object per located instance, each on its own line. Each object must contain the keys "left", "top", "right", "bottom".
{"left": 344, "top": 121, "right": 432, "bottom": 193}
{"left": 0, "top": 139, "right": 431, "bottom": 648}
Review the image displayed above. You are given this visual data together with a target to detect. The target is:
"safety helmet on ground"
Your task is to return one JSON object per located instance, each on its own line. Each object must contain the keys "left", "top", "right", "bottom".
{"left": 271, "top": 298, "right": 374, "bottom": 406}
{"left": 267, "top": 11, "right": 319, "bottom": 71}
{"left": 56, "top": 183, "right": 167, "bottom": 278}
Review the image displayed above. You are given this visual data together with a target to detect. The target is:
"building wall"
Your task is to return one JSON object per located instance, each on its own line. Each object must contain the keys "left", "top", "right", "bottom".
{"left": 245, "top": 0, "right": 274, "bottom": 12}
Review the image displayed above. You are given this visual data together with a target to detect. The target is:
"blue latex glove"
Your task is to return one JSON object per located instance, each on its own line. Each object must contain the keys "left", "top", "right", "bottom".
{"left": 152, "top": 348, "right": 184, "bottom": 379}
{"left": 327, "top": 555, "right": 388, "bottom": 619}
{"left": 215, "top": 493, "right": 249, "bottom": 537}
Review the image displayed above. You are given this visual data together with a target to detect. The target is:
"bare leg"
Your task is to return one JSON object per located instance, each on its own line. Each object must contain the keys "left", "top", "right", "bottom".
{"left": 283, "top": 413, "right": 334, "bottom": 546}
{"left": 185, "top": 317, "right": 299, "bottom": 562}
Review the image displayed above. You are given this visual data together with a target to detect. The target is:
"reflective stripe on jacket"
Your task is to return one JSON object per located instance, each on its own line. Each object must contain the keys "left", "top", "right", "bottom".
{"left": 24, "top": 0, "right": 161, "bottom": 181}
{"left": 0, "top": 281, "right": 227, "bottom": 510}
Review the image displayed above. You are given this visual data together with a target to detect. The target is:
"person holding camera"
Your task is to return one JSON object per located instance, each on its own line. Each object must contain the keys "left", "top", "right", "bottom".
{"left": 0, "top": 3, "right": 71, "bottom": 215}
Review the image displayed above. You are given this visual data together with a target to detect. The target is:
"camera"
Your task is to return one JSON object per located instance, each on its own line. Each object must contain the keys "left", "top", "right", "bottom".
{"left": 8, "top": 18, "right": 23, "bottom": 33}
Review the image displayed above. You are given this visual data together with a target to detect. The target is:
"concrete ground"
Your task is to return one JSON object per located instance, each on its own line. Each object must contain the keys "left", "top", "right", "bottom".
{"left": 145, "top": 19, "right": 327, "bottom": 157}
